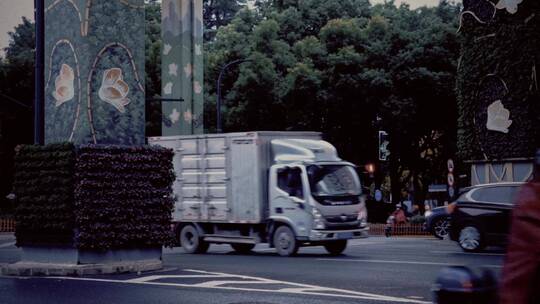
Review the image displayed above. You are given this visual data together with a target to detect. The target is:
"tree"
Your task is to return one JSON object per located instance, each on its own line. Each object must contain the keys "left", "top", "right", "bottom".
{"left": 205, "top": 0, "right": 461, "bottom": 204}
{"left": 204, "top": 0, "right": 248, "bottom": 41}
{"left": 0, "top": 17, "right": 35, "bottom": 215}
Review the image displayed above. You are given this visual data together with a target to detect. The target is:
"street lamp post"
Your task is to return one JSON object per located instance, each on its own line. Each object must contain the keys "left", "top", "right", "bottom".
{"left": 216, "top": 59, "right": 251, "bottom": 133}
{"left": 34, "top": 0, "right": 45, "bottom": 145}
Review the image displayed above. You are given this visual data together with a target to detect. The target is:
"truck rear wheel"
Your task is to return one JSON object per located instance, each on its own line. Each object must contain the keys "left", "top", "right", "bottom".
{"left": 231, "top": 243, "right": 255, "bottom": 253}
{"left": 180, "top": 225, "right": 209, "bottom": 254}
{"left": 324, "top": 240, "right": 348, "bottom": 256}
{"left": 273, "top": 226, "right": 299, "bottom": 256}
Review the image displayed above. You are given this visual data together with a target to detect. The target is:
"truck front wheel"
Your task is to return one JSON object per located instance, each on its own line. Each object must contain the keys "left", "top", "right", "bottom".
{"left": 180, "top": 225, "right": 209, "bottom": 254}
{"left": 324, "top": 240, "right": 348, "bottom": 256}
{"left": 273, "top": 226, "right": 299, "bottom": 257}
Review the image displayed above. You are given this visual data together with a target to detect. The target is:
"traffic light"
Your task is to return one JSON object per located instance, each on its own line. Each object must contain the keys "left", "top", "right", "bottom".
{"left": 379, "top": 131, "right": 390, "bottom": 161}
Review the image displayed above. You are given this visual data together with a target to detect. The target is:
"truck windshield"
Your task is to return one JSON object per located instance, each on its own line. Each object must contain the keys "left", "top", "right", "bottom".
{"left": 307, "top": 165, "right": 361, "bottom": 196}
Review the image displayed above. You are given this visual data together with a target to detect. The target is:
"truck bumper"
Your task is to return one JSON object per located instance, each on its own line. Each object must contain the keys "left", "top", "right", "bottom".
{"left": 308, "top": 227, "right": 369, "bottom": 241}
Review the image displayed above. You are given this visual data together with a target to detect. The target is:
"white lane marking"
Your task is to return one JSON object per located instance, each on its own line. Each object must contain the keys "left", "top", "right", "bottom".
{"left": 192, "top": 280, "right": 271, "bottom": 287}
{"left": 430, "top": 250, "right": 505, "bottom": 256}
{"left": 126, "top": 274, "right": 227, "bottom": 283}
{"left": 0, "top": 242, "right": 15, "bottom": 249}
{"left": 46, "top": 269, "right": 430, "bottom": 304}
{"left": 319, "top": 258, "right": 453, "bottom": 266}
{"left": 318, "top": 258, "right": 503, "bottom": 269}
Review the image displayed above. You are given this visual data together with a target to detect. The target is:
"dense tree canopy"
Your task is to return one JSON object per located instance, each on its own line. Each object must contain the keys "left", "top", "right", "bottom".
{"left": 0, "top": 17, "right": 35, "bottom": 214}
{"left": 205, "top": 0, "right": 461, "bottom": 202}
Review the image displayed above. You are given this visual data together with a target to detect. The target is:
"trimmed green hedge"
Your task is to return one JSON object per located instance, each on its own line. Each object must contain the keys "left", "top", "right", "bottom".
{"left": 13, "top": 144, "right": 175, "bottom": 250}
{"left": 457, "top": 0, "right": 540, "bottom": 161}
{"left": 13, "top": 143, "right": 76, "bottom": 247}
{"left": 74, "top": 145, "right": 175, "bottom": 250}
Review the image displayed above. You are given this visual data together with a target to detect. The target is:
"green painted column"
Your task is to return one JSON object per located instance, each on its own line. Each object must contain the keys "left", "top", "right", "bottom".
{"left": 162, "top": 0, "right": 204, "bottom": 135}
{"left": 44, "top": 0, "right": 146, "bottom": 145}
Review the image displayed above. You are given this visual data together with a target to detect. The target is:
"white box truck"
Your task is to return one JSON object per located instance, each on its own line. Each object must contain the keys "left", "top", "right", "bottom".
{"left": 148, "top": 131, "right": 368, "bottom": 256}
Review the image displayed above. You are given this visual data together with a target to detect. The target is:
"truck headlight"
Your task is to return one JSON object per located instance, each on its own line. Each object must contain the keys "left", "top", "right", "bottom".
{"left": 357, "top": 196, "right": 368, "bottom": 227}
{"left": 312, "top": 208, "right": 325, "bottom": 229}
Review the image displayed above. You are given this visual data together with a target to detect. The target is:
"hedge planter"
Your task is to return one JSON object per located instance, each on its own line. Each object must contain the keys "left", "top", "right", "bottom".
{"left": 10, "top": 144, "right": 174, "bottom": 273}
{"left": 20, "top": 246, "right": 162, "bottom": 264}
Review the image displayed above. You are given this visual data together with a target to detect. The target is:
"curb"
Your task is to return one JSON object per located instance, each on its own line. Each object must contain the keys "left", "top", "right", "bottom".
{"left": 1, "top": 259, "right": 162, "bottom": 276}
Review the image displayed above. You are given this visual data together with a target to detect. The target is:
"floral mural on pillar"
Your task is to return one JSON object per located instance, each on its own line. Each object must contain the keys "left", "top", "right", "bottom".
{"left": 44, "top": 0, "right": 145, "bottom": 145}
{"left": 162, "top": 0, "right": 204, "bottom": 135}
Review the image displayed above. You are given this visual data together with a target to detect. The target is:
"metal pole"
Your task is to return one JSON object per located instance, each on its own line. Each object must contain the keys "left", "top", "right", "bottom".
{"left": 34, "top": 0, "right": 45, "bottom": 145}
{"left": 216, "top": 59, "right": 251, "bottom": 133}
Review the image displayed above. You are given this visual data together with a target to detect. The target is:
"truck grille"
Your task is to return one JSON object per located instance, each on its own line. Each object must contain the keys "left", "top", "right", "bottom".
{"left": 325, "top": 214, "right": 358, "bottom": 223}
{"left": 324, "top": 214, "right": 359, "bottom": 230}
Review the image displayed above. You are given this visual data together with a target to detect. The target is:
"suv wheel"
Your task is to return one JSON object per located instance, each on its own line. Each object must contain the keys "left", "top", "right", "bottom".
{"left": 432, "top": 218, "right": 450, "bottom": 239}
{"left": 458, "top": 226, "right": 484, "bottom": 252}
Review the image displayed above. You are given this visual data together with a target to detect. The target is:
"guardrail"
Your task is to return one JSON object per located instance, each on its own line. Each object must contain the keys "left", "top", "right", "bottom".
{"left": 369, "top": 223, "right": 430, "bottom": 236}
{"left": 0, "top": 219, "right": 15, "bottom": 232}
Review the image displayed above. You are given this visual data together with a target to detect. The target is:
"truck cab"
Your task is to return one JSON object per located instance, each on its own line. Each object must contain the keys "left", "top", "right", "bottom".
{"left": 268, "top": 139, "right": 368, "bottom": 256}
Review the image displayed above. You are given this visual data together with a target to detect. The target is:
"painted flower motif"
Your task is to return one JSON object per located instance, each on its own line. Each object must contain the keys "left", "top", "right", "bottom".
{"left": 486, "top": 100, "right": 512, "bottom": 133}
{"left": 163, "top": 44, "right": 172, "bottom": 55}
{"left": 184, "top": 109, "right": 193, "bottom": 122}
{"left": 163, "top": 82, "right": 173, "bottom": 95}
{"left": 52, "top": 64, "right": 75, "bottom": 107}
{"left": 194, "top": 81, "right": 202, "bottom": 94}
{"left": 495, "top": 0, "right": 523, "bottom": 14}
{"left": 169, "top": 63, "right": 178, "bottom": 76}
{"left": 184, "top": 63, "right": 193, "bottom": 78}
{"left": 169, "top": 108, "right": 180, "bottom": 124}
{"left": 98, "top": 68, "right": 130, "bottom": 113}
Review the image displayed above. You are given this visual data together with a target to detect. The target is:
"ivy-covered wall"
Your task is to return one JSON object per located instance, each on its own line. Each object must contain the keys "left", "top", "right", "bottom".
{"left": 13, "top": 144, "right": 175, "bottom": 250}
{"left": 457, "top": 0, "right": 540, "bottom": 161}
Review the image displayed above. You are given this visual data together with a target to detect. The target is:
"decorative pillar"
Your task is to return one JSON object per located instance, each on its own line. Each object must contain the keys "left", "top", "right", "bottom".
{"left": 456, "top": 0, "right": 539, "bottom": 184}
{"left": 161, "top": 0, "right": 204, "bottom": 135}
{"left": 44, "top": 0, "right": 146, "bottom": 145}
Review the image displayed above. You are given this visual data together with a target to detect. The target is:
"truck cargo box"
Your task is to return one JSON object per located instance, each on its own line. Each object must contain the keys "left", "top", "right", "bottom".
{"left": 148, "top": 131, "right": 321, "bottom": 224}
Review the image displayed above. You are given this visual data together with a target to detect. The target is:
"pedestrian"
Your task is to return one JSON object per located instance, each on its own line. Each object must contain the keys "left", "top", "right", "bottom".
{"left": 392, "top": 204, "right": 407, "bottom": 224}
{"left": 499, "top": 149, "right": 540, "bottom": 304}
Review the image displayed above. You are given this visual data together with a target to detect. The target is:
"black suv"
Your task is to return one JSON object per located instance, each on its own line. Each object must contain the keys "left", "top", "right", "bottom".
{"left": 448, "top": 182, "right": 524, "bottom": 252}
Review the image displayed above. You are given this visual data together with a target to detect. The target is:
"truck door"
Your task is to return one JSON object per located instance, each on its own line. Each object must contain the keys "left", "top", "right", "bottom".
{"left": 269, "top": 165, "right": 312, "bottom": 238}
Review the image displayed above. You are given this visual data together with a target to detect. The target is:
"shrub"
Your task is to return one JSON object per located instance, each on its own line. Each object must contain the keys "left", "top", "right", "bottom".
{"left": 74, "top": 145, "right": 175, "bottom": 250}
{"left": 13, "top": 143, "right": 175, "bottom": 250}
{"left": 13, "top": 143, "right": 76, "bottom": 246}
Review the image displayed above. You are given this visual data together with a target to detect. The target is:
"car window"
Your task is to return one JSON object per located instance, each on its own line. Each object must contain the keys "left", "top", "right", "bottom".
{"left": 470, "top": 186, "right": 518, "bottom": 204}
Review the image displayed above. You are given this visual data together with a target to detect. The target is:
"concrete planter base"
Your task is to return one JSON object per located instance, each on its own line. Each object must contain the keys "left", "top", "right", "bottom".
{"left": 2, "top": 246, "right": 163, "bottom": 276}
{"left": 1, "top": 259, "right": 162, "bottom": 276}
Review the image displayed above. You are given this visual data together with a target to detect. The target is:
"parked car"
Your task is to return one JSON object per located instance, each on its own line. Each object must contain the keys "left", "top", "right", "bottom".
{"left": 448, "top": 182, "right": 524, "bottom": 252}
{"left": 425, "top": 206, "right": 451, "bottom": 239}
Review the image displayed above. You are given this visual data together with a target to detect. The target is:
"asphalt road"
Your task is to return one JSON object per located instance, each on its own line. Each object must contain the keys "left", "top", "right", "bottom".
{"left": 0, "top": 234, "right": 505, "bottom": 304}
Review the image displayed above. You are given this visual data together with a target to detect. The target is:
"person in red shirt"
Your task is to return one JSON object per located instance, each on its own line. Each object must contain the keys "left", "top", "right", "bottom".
{"left": 499, "top": 150, "right": 540, "bottom": 304}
